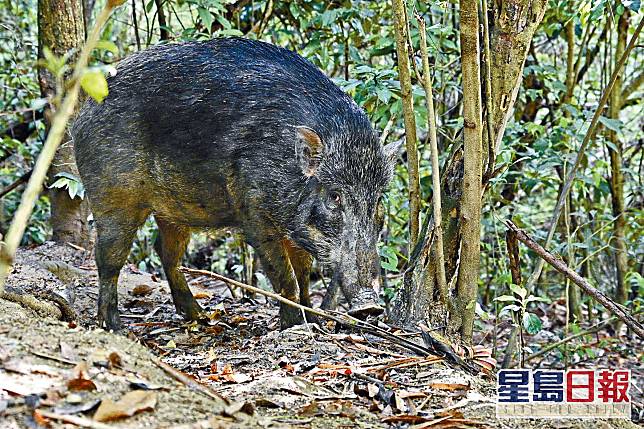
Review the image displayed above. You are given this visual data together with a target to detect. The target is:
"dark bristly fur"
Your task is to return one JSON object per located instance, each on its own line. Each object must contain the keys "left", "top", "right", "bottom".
{"left": 72, "top": 37, "right": 400, "bottom": 331}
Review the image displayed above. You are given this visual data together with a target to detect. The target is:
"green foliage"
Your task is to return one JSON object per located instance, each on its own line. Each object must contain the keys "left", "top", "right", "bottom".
{"left": 49, "top": 172, "right": 85, "bottom": 200}
{"left": 80, "top": 69, "right": 109, "bottom": 102}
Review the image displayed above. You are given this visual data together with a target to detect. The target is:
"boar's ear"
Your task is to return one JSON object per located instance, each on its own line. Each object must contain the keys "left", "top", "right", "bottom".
{"left": 383, "top": 139, "right": 403, "bottom": 166}
{"left": 295, "top": 126, "right": 324, "bottom": 177}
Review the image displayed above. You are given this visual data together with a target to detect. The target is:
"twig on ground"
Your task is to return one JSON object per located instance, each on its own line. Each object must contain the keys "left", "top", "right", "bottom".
{"left": 505, "top": 220, "right": 644, "bottom": 338}
{"left": 152, "top": 358, "right": 230, "bottom": 405}
{"left": 180, "top": 267, "right": 481, "bottom": 375}
{"left": 30, "top": 350, "right": 78, "bottom": 365}
{"left": 36, "top": 410, "right": 113, "bottom": 429}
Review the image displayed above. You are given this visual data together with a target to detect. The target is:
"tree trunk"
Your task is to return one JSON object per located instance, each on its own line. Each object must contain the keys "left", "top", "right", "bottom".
{"left": 83, "top": 0, "right": 96, "bottom": 31}
{"left": 154, "top": 0, "right": 169, "bottom": 40}
{"left": 484, "top": 0, "right": 548, "bottom": 171}
{"left": 452, "top": 0, "right": 483, "bottom": 342}
{"left": 38, "top": 0, "right": 91, "bottom": 247}
{"left": 392, "top": 0, "right": 421, "bottom": 249}
{"left": 608, "top": 12, "right": 629, "bottom": 308}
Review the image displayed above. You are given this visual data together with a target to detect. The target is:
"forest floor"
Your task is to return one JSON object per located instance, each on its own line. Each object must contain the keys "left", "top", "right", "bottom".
{"left": 0, "top": 242, "right": 641, "bottom": 428}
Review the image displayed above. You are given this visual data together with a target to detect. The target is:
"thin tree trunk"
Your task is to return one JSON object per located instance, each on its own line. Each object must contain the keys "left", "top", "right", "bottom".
{"left": 154, "top": 0, "right": 168, "bottom": 40}
{"left": 566, "top": 193, "right": 582, "bottom": 321}
{"left": 83, "top": 0, "right": 96, "bottom": 31}
{"left": 452, "top": 0, "right": 483, "bottom": 342}
{"left": 132, "top": 0, "right": 141, "bottom": 50}
{"left": 608, "top": 12, "right": 629, "bottom": 309}
{"left": 392, "top": 0, "right": 421, "bottom": 249}
{"left": 38, "top": 0, "right": 91, "bottom": 247}
{"left": 418, "top": 16, "right": 448, "bottom": 302}
{"left": 563, "top": 17, "right": 581, "bottom": 322}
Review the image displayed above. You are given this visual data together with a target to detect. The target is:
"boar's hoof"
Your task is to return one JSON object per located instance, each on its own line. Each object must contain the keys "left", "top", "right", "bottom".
{"left": 98, "top": 312, "right": 124, "bottom": 333}
{"left": 279, "top": 305, "right": 306, "bottom": 329}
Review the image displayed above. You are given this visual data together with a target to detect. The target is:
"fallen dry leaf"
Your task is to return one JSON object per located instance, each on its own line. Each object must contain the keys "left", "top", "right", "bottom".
{"left": 0, "top": 372, "right": 60, "bottom": 396}
{"left": 429, "top": 383, "right": 470, "bottom": 391}
{"left": 93, "top": 390, "right": 157, "bottom": 422}
{"left": 107, "top": 352, "right": 122, "bottom": 369}
{"left": 132, "top": 284, "right": 153, "bottom": 296}
{"left": 222, "top": 400, "right": 255, "bottom": 416}
{"left": 223, "top": 372, "right": 252, "bottom": 383}
{"left": 229, "top": 315, "right": 248, "bottom": 325}
{"left": 367, "top": 383, "right": 379, "bottom": 398}
{"left": 54, "top": 399, "right": 101, "bottom": 415}
{"left": 67, "top": 361, "right": 96, "bottom": 392}
{"left": 32, "top": 409, "right": 50, "bottom": 427}
{"left": 67, "top": 378, "right": 97, "bottom": 392}
{"left": 299, "top": 401, "right": 321, "bottom": 416}
{"left": 60, "top": 342, "right": 77, "bottom": 362}
{"left": 3, "top": 359, "right": 60, "bottom": 377}
{"left": 210, "top": 363, "right": 251, "bottom": 383}
{"left": 193, "top": 292, "right": 211, "bottom": 299}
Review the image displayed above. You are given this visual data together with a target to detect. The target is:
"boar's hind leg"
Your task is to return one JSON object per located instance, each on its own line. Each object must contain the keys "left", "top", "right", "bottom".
{"left": 95, "top": 209, "right": 149, "bottom": 331}
{"left": 154, "top": 218, "right": 204, "bottom": 321}
{"left": 253, "top": 238, "right": 305, "bottom": 329}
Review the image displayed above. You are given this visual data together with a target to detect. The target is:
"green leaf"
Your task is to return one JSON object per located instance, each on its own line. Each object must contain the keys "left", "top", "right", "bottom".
{"left": 50, "top": 172, "right": 85, "bottom": 200}
{"left": 380, "top": 247, "right": 399, "bottom": 272}
{"left": 80, "top": 70, "right": 109, "bottom": 103}
{"left": 499, "top": 304, "right": 521, "bottom": 316}
{"left": 526, "top": 295, "right": 551, "bottom": 304}
{"left": 289, "top": 2, "right": 300, "bottom": 18}
{"left": 198, "top": 7, "right": 213, "bottom": 32}
{"left": 523, "top": 312, "right": 542, "bottom": 334}
{"left": 616, "top": 3, "right": 625, "bottom": 14}
{"left": 95, "top": 40, "right": 119, "bottom": 55}
{"left": 509, "top": 283, "right": 528, "bottom": 299}
{"left": 495, "top": 295, "right": 519, "bottom": 303}
{"left": 376, "top": 86, "right": 392, "bottom": 104}
{"left": 54, "top": 172, "right": 81, "bottom": 181}
{"left": 599, "top": 116, "right": 622, "bottom": 133}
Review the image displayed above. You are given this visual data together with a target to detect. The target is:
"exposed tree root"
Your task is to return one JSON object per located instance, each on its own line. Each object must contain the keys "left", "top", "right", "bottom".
{"left": 0, "top": 289, "right": 76, "bottom": 321}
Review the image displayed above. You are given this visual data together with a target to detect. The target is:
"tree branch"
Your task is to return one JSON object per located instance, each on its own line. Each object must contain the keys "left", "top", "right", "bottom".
{"left": 505, "top": 221, "right": 644, "bottom": 339}
{"left": 621, "top": 69, "right": 644, "bottom": 105}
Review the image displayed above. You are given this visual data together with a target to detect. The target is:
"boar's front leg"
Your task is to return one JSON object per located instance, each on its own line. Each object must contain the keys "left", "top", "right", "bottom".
{"left": 253, "top": 236, "right": 305, "bottom": 329}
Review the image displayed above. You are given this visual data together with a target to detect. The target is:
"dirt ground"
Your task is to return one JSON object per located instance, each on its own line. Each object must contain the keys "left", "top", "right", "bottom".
{"left": 0, "top": 242, "right": 641, "bottom": 428}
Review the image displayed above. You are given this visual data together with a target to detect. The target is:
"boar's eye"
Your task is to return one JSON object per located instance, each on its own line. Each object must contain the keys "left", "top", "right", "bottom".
{"left": 326, "top": 190, "right": 342, "bottom": 209}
